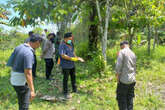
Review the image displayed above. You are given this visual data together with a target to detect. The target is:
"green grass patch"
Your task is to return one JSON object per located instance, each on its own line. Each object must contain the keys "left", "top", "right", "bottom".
{"left": 0, "top": 34, "right": 165, "bottom": 110}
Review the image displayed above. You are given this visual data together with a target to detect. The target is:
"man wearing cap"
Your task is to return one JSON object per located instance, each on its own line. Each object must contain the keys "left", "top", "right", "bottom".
{"left": 59, "top": 32, "right": 84, "bottom": 99}
{"left": 115, "top": 41, "right": 136, "bottom": 110}
{"left": 7, "top": 34, "right": 42, "bottom": 110}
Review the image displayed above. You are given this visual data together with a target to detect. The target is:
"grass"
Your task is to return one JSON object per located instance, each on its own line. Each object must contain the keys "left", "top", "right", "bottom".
{"left": 0, "top": 34, "right": 165, "bottom": 110}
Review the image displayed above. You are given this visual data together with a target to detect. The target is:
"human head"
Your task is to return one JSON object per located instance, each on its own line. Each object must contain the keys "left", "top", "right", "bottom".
{"left": 57, "top": 32, "right": 60, "bottom": 36}
{"left": 28, "top": 31, "right": 34, "bottom": 37}
{"left": 47, "top": 33, "right": 56, "bottom": 39}
{"left": 29, "top": 34, "right": 43, "bottom": 49}
{"left": 120, "top": 41, "right": 129, "bottom": 49}
{"left": 47, "top": 33, "right": 56, "bottom": 43}
{"left": 64, "top": 32, "right": 72, "bottom": 44}
{"left": 44, "top": 29, "right": 48, "bottom": 33}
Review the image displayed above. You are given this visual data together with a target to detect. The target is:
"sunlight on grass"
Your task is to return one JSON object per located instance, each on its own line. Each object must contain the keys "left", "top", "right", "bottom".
{"left": 0, "top": 35, "right": 165, "bottom": 110}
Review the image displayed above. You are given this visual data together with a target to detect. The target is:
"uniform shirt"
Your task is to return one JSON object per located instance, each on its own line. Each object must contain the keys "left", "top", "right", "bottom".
{"left": 7, "top": 43, "right": 34, "bottom": 86}
{"left": 59, "top": 42, "right": 75, "bottom": 69}
{"left": 42, "top": 39, "right": 55, "bottom": 59}
{"left": 115, "top": 47, "right": 136, "bottom": 84}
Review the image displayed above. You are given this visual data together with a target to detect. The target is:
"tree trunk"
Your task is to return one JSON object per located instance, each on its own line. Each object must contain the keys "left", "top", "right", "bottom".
{"left": 153, "top": 27, "right": 156, "bottom": 50}
{"left": 88, "top": 2, "right": 98, "bottom": 52}
{"left": 128, "top": 27, "right": 134, "bottom": 49}
{"left": 147, "top": 25, "right": 151, "bottom": 55}
{"left": 96, "top": 0, "right": 103, "bottom": 35}
{"left": 96, "top": 0, "right": 110, "bottom": 61}
{"left": 102, "top": 0, "right": 110, "bottom": 61}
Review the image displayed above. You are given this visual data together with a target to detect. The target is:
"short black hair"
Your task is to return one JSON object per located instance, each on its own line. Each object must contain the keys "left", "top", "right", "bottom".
{"left": 30, "top": 34, "right": 43, "bottom": 43}
{"left": 120, "top": 41, "right": 129, "bottom": 46}
{"left": 48, "top": 33, "right": 56, "bottom": 38}
{"left": 28, "top": 31, "right": 34, "bottom": 36}
{"left": 64, "top": 32, "right": 72, "bottom": 38}
{"left": 57, "top": 32, "right": 60, "bottom": 35}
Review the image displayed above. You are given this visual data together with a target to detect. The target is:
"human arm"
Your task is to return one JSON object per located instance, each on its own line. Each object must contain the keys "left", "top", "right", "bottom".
{"left": 41, "top": 40, "right": 50, "bottom": 58}
{"left": 24, "top": 52, "right": 36, "bottom": 101}
{"left": 116, "top": 73, "right": 119, "bottom": 83}
{"left": 115, "top": 51, "right": 123, "bottom": 82}
{"left": 24, "top": 69, "right": 35, "bottom": 101}
{"left": 61, "top": 53, "right": 84, "bottom": 62}
{"left": 73, "top": 52, "right": 84, "bottom": 62}
{"left": 59, "top": 43, "right": 84, "bottom": 62}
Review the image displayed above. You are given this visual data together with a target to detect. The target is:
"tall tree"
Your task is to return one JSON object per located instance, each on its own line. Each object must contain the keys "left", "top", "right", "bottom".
{"left": 96, "top": 0, "right": 112, "bottom": 61}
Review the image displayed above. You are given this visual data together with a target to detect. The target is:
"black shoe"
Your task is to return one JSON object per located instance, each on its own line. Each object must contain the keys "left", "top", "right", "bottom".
{"left": 46, "top": 78, "right": 55, "bottom": 80}
{"left": 72, "top": 89, "right": 77, "bottom": 93}
{"left": 64, "top": 93, "right": 71, "bottom": 99}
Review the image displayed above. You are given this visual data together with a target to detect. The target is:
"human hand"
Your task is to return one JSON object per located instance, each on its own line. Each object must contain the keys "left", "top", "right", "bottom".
{"left": 30, "top": 91, "right": 36, "bottom": 102}
{"left": 40, "top": 55, "right": 43, "bottom": 59}
{"left": 78, "top": 57, "right": 85, "bottom": 62}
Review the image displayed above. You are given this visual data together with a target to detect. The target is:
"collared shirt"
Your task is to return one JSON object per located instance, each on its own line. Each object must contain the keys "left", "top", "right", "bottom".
{"left": 7, "top": 43, "right": 34, "bottom": 86}
{"left": 115, "top": 47, "right": 136, "bottom": 84}
{"left": 59, "top": 42, "right": 75, "bottom": 69}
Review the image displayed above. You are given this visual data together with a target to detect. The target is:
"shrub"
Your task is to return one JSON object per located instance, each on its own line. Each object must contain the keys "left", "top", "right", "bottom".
{"left": 75, "top": 41, "right": 90, "bottom": 59}
{"left": 88, "top": 51, "right": 112, "bottom": 76}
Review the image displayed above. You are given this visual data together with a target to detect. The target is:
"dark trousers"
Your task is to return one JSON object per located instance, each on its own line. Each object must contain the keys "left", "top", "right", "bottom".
{"left": 44, "top": 58, "right": 54, "bottom": 79}
{"left": 116, "top": 82, "right": 136, "bottom": 110}
{"left": 32, "top": 54, "right": 37, "bottom": 77}
{"left": 55, "top": 51, "right": 59, "bottom": 64}
{"left": 13, "top": 84, "right": 30, "bottom": 110}
{"left": 62, "top": 68, "right": 77, "bottom": 94}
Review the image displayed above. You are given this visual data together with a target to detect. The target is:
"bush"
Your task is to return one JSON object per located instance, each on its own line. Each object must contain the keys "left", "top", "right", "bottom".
{"left": 88, "top": 51, "right": 111, "bottom": 76}
{"left": 75, "top": 41, "right": 90, "bottom": 59}
{"left": 75, "top": 42, "right": 112, "bottom": 76}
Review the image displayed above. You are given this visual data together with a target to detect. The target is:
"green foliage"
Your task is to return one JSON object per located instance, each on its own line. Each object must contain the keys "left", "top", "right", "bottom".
{"left": 75, "top": 41, "right": 89, "bottom": 59}
{"left": 0, "top": 34, "right": 10, "bottom": 43}
{"left": 88, "top": 51, "right": 107, "bottom": 75}
{"left": 32, "top": 27, "right": 43, "bottom": 34}
{"left": 0, "top": 31, "right": 165, "bottom": 110}
{"left": 136, "top": 33, "right": 141, "bottom": 45}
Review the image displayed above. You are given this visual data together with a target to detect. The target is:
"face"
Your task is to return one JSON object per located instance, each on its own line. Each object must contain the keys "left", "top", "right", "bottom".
{"left": 120, "top": 45, "right": 125, "bottom": 49}
{"left": 48, "top": 35, "right": 52, "bottom": 40}
{"left": 71, "top": 35, "right": 74, "bottom": 41}
{"left": 34, "top": 41, "right": 41, "bottom": 49}
{"left": 65, "top": 37, "right": 72, "bottom": 42}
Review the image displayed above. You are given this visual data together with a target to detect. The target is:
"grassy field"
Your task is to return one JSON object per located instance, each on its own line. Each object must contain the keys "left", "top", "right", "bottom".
{"left": 0, "top": 35, "right": 165, "bottom": 110}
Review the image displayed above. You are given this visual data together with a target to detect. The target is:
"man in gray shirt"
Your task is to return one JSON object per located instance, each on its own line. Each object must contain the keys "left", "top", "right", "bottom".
{"left": 115, "top": 41, "right": 136, "bottom": 110}
{"left": 7, "top": 34, "right": 42, "bottom": 110}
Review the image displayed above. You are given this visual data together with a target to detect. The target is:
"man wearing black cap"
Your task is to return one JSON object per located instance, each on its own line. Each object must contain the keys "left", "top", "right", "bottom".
{"left": 59, "top": 32, "right": 84, "bottom": 99}
{"left": 7, "top": 34, "right": 42, "bottom": 110}
{"left": 115, "top": 41, "right": 136, "bottom": 110}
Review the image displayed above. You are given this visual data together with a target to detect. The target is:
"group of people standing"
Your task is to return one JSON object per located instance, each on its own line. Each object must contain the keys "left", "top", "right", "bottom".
{"left": 7, "top": 29, "right": 136, "bottom": 110}
{"left": 7, "top": 29, "right": 84, "bottom": 110}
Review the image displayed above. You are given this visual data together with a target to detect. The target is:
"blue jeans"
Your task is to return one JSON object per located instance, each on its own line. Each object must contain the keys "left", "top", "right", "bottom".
{"left": 116, "top": 82, "right": 136, "bottom": 110}
{"left": 13, "top": 84, "right": 30, "bottom": 110}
